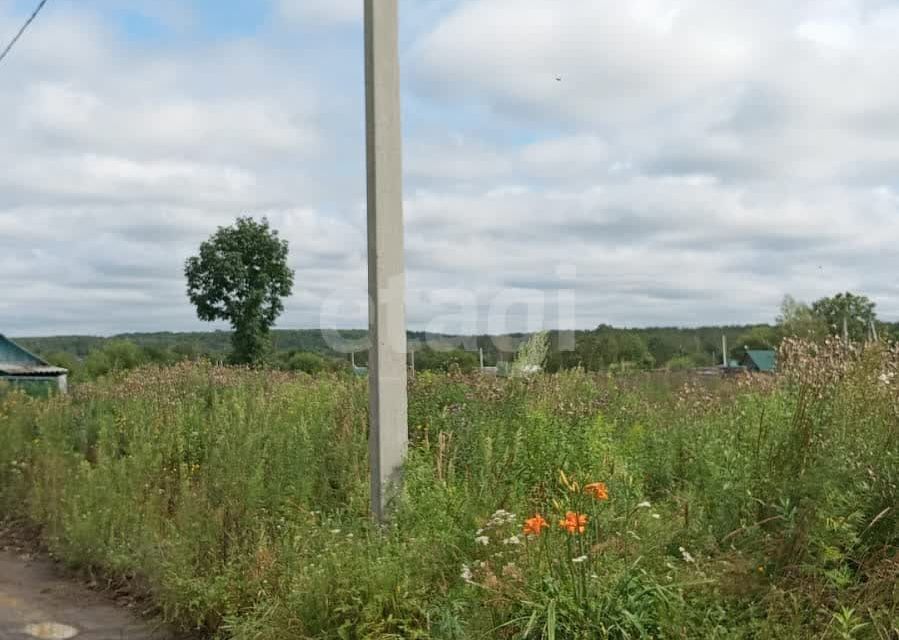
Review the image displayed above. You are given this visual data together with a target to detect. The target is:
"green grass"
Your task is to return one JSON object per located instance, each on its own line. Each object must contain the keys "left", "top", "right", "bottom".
{"left": 1, "top": 341, "right": 897, "bottom": 639}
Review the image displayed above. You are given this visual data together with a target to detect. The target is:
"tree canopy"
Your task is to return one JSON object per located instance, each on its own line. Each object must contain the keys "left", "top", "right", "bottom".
{"left": 811, "top": 292, "right": 877, "bottom": 342}
{"left": 733, "top": 325, "right": 778, "bottom": 355}
{"left": 185, "top": 217, "right": 295, "bottom": 364}
{"left": 777, "top": 295, "right": 827, "bottom": 341}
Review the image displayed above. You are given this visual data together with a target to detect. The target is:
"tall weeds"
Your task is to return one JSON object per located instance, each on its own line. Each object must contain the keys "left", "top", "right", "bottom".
{"left": 0, "top": 344, "right": 896, "bottom": 638}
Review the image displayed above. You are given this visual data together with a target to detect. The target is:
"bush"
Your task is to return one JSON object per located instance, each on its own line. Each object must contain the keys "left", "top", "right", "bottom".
{"left": 282, "top": 351, "right": 327, "bottom": 374}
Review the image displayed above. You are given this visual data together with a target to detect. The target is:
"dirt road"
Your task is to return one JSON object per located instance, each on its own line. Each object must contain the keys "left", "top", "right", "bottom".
{"left": 0, "top": 550, "right": 172, "bottom": 640}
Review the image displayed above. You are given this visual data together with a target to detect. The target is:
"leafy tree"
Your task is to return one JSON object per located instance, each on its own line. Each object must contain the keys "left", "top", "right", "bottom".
{"left": 141, "top": 345, "right": 174, "bottom": 365}
{"left": 647, "top": 335, "right": 677, "bottom": 366}
{"left": 616, "top": 332, "right": 652, "bottom": 368}
{"left": 44, "top": 351, "right": 82, "bottom": 382}
{"left": 595, "top": 333, "right": 620, "bottom": 367}
{"left": 185, "top": 217, "right": 295, "bottom": 365}
{"left": 570, "top": 329, "right": 654, "bottom": 371}
{"left": 883, "top": 322, "right": 899, "bottom": 342}
{"left": 80, "top": 340, "right": 146, "bottom": 379}
{"left": 83, "top": 350, "right": 112, "bottom": 379}
{"left": 573, "top": 334, "right": 602, "bottom": 371}
{"left": 811, "top": 292, "right": 877, "bottom": 343}
{"left": 733, "top": 326, "right": 778, "bottom": 354}
{"left": 103, "top": 340, "right": 145, "bottom": 370}
{"left": 777, "top": 295, "right": 827, "bottom": 341}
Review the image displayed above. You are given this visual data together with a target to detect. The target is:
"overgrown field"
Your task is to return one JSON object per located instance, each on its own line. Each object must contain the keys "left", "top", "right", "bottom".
{"left": 1, "top": 341, "right": 897, "bottom": 639}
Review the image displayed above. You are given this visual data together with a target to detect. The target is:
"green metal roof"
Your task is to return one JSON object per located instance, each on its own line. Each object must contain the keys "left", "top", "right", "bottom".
{"left": 744, "top": 350, "right": 776, "bottom": 372}
{"left": 0, "top": 335, "right": 47, "bottom": 366}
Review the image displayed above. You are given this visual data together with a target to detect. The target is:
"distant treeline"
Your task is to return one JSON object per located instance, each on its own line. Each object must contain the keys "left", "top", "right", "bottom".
{"left": 18, "top": 319, "right": 897, "bottom": 384}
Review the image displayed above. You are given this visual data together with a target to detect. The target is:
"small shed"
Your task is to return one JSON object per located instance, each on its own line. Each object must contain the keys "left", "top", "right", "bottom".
{"left": 0, "top": 334, "right": 68, "bottom": 394}
{"left": 740, "top": 350, "right": 776, "bottom": 374}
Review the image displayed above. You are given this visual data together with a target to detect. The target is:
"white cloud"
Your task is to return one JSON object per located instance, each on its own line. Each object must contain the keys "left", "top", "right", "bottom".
{"left": 276, "top": 0, "right": 361, "bottom": 26}
{"left": 410, "top": 0, "right": 899, "bottom": 184}
{"left": 2, "top": 0, "right": 899, "bottom": 337}
{"left": 411, "top": 0, "right": 760, "bottom": 124}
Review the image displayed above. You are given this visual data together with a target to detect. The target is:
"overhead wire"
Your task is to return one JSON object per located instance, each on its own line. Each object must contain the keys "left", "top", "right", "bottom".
{"left": 0, "top": 0, "right": 50, "bottom": 67}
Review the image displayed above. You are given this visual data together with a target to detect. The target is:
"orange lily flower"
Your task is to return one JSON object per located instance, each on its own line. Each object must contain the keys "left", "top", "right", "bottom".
{"left": 559, "top": 511, "right": 588, "bottom": 534}
{"left": 584, "top": 482, "right": 609, "bottom": 501}
{"left": 523, "top": 514, "right": 549, "bottom": 536}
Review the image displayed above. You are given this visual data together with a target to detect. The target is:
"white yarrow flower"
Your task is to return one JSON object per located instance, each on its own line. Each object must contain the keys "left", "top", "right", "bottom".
{"left": 488, "top": 509, "right": 517, "bottom": 527}
{"left": 503, "top": 535, "right": 521, "bottom": 545}
{"left": 637, "top": 501, "right": 652, "bottom": 509}
{"left": 475, "top": 535, "right": 490, "bottom": 546}
{"left": 572, "top": 555, "right": 588, "bottom": 564}
{"left": 679, "top": 547, "right": 695, "bottom": 563}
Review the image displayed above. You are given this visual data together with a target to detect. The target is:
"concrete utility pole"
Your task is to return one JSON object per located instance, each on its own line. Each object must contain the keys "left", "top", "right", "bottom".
{"left": 721, "top": 335, "right": 727, "bottom": 367}
{"left": 365, "top": 0, "right": 408, "bottom": 521}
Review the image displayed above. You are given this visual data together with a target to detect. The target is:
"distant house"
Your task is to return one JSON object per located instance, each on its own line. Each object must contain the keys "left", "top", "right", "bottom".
{"left": 0, "top": 335, "right": 68, "bottom": 393}
{"left": 740, "top": 350, "right": 776, "bottom": 374}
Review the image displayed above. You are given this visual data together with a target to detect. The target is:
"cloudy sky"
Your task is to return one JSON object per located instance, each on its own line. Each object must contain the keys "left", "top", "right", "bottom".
{"left": 2, "top": 0, "right": 898, "bottom": 337}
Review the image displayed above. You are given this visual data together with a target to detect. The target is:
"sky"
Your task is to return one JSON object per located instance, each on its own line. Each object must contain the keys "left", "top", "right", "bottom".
{"left": 2, "top": 0, "right": 899, "bottom": 337}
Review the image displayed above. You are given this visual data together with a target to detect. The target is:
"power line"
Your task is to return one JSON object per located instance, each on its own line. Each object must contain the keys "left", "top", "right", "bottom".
{"left": 0, "top": 0, "right": 50, "bottom": 67}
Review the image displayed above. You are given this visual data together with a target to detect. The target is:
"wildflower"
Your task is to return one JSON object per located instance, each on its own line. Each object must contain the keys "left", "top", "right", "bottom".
{"left": 572, "top": 555, "right": 588, "bottom": 564}
{"left": 652, "top": 513, "right": 661, "bottom": 519}
{"left": 636, "top": 501, "right": 652, "bottom": 509}
{"left": 460, "top": 564, "right": 474, "bottom": 583}
{"left": 330, "top": 529, "right": 341, "bottom": 535}
{"left": 523, "top": 514, "right": 549, "bottom": 536}
{"left": 488, "top": 509, "right": 516, "bottom": 527}
{"left": 503, "top": 535, "right": 522, "bottom": 545}
{"left": 559, "top": 511, "right": 588, "bottom": 535}
{"left": 679, "top": 547, "right": 695, "bottom": 563}
{"left": 584, "top": 482, "right": 609, "bottom": 501}
{"left": 475, "top": 535, "right": 490, "bottom": 546}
